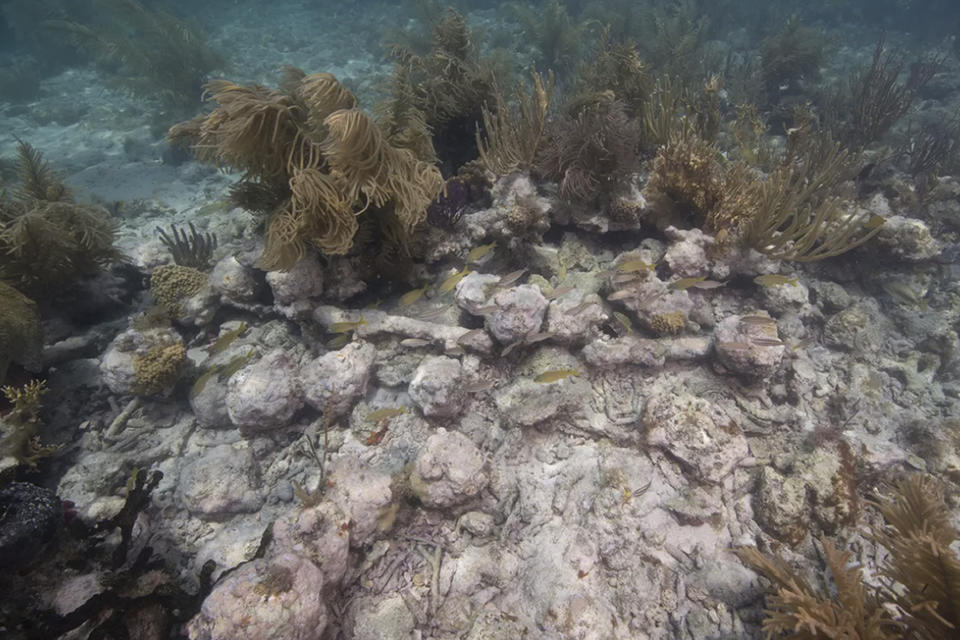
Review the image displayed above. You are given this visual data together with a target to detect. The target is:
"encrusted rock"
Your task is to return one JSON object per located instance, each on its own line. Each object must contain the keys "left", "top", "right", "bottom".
{"left": 100, "top": 327, "right": 185, "bottom": 396}
{"left": 178, "top": 443, "right": 264, "bottom": 518}
{"left": 187, "top": 553, "right": 327, "bottom": 640}
{"left": 326, "top": 466, "right": 393, "bottom": 548}
{"left": 545, "top": 294, "right": 606, "bottom": 344}
{"left": 823, "top": 301, "right": 886, "bottom": 353}
{"left": 582, "top": 335, "right": 666, "bottom": 368}
{"left": 714, "top": 313, "right": 785, "bottom": 379}
{"left": 753, "top": 466, "right": 808, "bottom": 545}
{"left": 643, "top": 392, "right": 748, "bottom": 484}
{"left": 266, "top": 256, "right": 324, "bottom": 305}
{"left": 410, "top": 429, "right": 488, "bottom": 508}
{"left": 226, "top": 349, "right": 303, "bottom": 432}
{"left": 485, "top": 284, "right": 548, "bottom": 344}
{"left": 663, "top": 226, "right": 712, "bottom": 277}
{"left": 0, "top": 482, "right": 61, "bottom": 569}
{"left": 408, "top": 355, "right": 465, "bottom": 417}
{"left": 271, "top": 501, "right": 350, "bottom": 589}
{"left": 459, "top": 511, "right": 496, "bottom": 537}
{"left": 209, "top": 256, "right": 262, "bottom": 305}
{"left": 455, "top": 271, "right": 502, "bottom": 315}
{"left": 301, "top": 342, "right": 376, "bottom": 418}
{"left": 348, "top": 594, "right": 417, "bottom": 640}
{"left": 494, "top": 375, "right": 591, "bottom": 428}
{"left": 759, "top": 278, "right": 809, "bottom": 314}
{"left": 874, "top": 214, "right": 940, "bottom": 261}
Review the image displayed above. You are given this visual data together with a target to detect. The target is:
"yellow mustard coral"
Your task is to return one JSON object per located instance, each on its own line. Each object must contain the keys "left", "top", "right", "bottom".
{"left": 649, "top": 311, "right": 687, "bottom": 335}
{"left": 150, "top": 264, "right": 206, "bottom": 315}
{"left": 134, "top": 343, "right": 186, "bottom": 396}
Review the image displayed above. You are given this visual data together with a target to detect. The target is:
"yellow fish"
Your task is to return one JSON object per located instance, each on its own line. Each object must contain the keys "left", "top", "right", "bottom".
{"left": 467, "top": 242, "right": 497, "bottom": 263}
{"left": 326, "top": 333, "right": 352, "bottom": 349}
{"left": 366, "top": 407, "right": 406, "bottom": 423}
{"left": 439, "top": 268, "right": 471, "bottom": 295}
{"left": 329, "top": 319, "right": 367, "bottom": 333}
{"left": 617, "top": 259, "right": 655, "bottom": 273}
{"left": 754, "top": 274, "right": 799, "bottom": 287}
{"left": 534, "top": 369, "right": 581, "bottom": 383}
{"left": 400, "top": 286, "right": 427, "bottom": 307}
{"left": 207, "top": 322, "right": 247, "bottom": 355}
{"left": 613, "top": 311, "right": 633, "bottom": 333}
{"left": 668, "top": 276, "right": 706, "bottom": 290}
{"left": 865, "top": 214, "right": 886, "bottom": 229}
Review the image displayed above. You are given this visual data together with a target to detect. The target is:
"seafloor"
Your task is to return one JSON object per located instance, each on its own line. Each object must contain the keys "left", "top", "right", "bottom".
{"left": 1, "top": 0, "right": 960, "bottom": 638}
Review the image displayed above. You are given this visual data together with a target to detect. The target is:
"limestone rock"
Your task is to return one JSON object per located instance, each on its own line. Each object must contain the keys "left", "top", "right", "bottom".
{"left": 644, "top": 392, "right": 748, "bottom": 484}
{"left": 301, "top": 342, "right": 376, "bottom": 418}
{"left": 408, "top": 355, "right": 465, "bottom": 418}
{"left": 187, "top": 553, "right": 327, "bottom": 640}
{"left": 226, "top": 349, "right": 303, "bottom": 432}
{"left": 410, "top": 429, "right": 488, "bottom": 508}
{"left": 178, "top": 443, "right": 264, "bottom": 518}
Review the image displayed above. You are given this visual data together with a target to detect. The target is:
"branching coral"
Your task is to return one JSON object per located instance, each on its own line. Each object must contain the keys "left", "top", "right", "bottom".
{"left": 539, "top": 93, "right": 639, "bottom": 202}
{"left": 645, "top": 116, "right": 883, "bottom": 262}
{"left": 0, "top": 281, "right": 42, "bottom": 386}
{"left": 830, "top": 39, "right": 943, "bottom": 150}
{"left": 476, "top": 70, "right": 554, "bottom": 176}
{"left": 0, "top": 142, "right": 121, "bottom": 299}
{"left": 386, "top": 9, "right": 496, "bottom": 174}
{"left": 0, "top": 380, "right": 59, "bottom": 472}
{"left": 739, "top": 475, "right": 960, "bottom": 639}
{"left": 157, "top": 222, "right": 217, "bottom": 270}
{"left": 170, "top": 70, "right": 444, "bottom": 271}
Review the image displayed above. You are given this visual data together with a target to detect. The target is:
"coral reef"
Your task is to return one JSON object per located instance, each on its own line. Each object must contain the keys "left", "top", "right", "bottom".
{"left": 739, "top": 475, "right": 960, "bottom": 639}
{"left": 171, "top": 69, "right": 443, "bottom": 272}
{"left": 0, "top": 142, "right": 121, "bottom": 299}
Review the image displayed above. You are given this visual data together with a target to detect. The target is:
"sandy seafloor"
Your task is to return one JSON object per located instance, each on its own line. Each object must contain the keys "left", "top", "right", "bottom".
{"left": 2, "top": 1, "right": 960, "bottom": 639}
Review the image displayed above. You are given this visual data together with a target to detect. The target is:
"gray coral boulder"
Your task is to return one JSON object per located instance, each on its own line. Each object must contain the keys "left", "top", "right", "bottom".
{"left": 301, "top": 342, "right": 376, "bottom": 418}
{"left": 225, "top": 349, "right": 304, "bottom": 432}
{"left": 186, "top": 553, "right": 327, "bottom": 640}
{"left": 408, "top": 355, "right": 465, "bottom": 418}
{"left": 644, "top": 392, "right": 748, "bottom": 484}
{"left": 410, "top": 429, "right": 488, "bottom": 508}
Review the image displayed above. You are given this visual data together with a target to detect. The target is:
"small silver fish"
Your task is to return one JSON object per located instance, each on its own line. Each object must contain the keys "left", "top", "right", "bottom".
{"left": 566, "top": 299, "right": 594, "bottom": 315}
{"left": 751, "top": 337, "right": 785, "bottom": 347}
{"left": 400, "top": 338, "right": 431, "bottom": 348}
{"left": 473, "top": 305, "right": 499, "bottom": 314}
{"left": 457, "top": 328, "right": 487, "bottom": 344}
{"left": 740, "top": 315, "right": 776, "bottom": 326}
{"left": 415, "top": 306, "right": 450, "bottom": 321}
{"left": 718, "top": 341, "right": 751, "bottom": 351}
{"left": 524, "top": 331, "right": 556, "bottom": 344}
{"left": 445, "top": 345, "right": 466, "bottom": 357}
{"left": 502, "top": 341, "right": 522, "bottom": 356}
{"left": 545, "top": 285, "right": 575, "bottom": 300}
{"left": 690, "top": 280, "right": 726, "bottom": 290}
{"left": 612, "top": 273, "right": 642, "bottom": 285}
{"left": 607, "top": 289, "right": 638, "bottom": 301}
{"left": 464, "top": 379, "right": 495, "bottom": 393}
{"left": 497, "top": 269, "right": 527, "bottom": 288}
